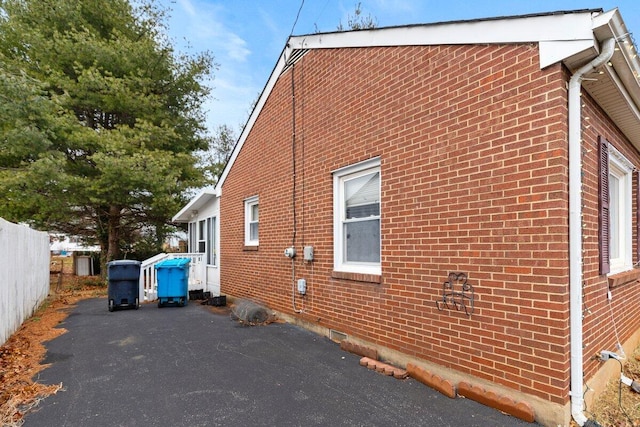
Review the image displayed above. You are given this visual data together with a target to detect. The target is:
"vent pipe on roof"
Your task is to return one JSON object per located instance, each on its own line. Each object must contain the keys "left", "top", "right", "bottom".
{"left": 568, "top": 37, "right": 615, "bottom": 427}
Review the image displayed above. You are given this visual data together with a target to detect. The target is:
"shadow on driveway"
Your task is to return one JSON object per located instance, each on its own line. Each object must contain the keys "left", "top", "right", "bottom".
{"left": 25, "top": 298, "right": 538, "bottom": 426}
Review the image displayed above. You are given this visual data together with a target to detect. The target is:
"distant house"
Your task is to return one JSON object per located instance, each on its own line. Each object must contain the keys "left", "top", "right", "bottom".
{"left": 49, "top": 234, "right": 101, "bottom": 276}
{"left": 49, "top": 234, "right": 100, "bottom": 255}
{"left": 178, "top": 8, "right": 640, "bottom": 426}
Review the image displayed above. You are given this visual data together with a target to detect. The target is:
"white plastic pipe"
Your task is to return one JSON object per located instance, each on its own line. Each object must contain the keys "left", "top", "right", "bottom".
{"left": 568, "top": 37, "right": 615, "bottom": 426}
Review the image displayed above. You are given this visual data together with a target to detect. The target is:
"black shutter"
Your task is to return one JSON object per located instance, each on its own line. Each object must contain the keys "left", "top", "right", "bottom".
{"left": 598, "top": 136, "right": 610, "bottom": 275}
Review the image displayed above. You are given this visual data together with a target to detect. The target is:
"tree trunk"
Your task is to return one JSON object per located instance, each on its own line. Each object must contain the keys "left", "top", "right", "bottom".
{"left": 107, "top": 205, "right": 121, "bottom": 262}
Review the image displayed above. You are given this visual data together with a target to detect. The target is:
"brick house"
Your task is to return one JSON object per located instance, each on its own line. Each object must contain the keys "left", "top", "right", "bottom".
{"left": 210, "top": 9, "right": 640, "bottom": 426}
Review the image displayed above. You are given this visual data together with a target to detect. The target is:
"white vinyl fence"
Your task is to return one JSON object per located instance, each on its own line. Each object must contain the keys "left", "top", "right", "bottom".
{"left": 0, "top": 218, "right": 50, "bottom": 346}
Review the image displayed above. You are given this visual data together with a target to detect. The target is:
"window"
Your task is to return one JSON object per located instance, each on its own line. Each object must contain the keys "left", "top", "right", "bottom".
{"left": 188, "top": 222, "right": 197, "bottom": 253}
{"left": 188, "top": 217, "right": 216, "bottom": 264}
{"left": 599, "top": 137, "right": 633, "bottom": 275}
{"left": 333, "top": 158, "right": 381, "bottom": 275}
{"left": 245, "top": 196, "right": 259, "bottom": 246}
{"left": 207, "top": 216, "right": 217, "bottom": 265}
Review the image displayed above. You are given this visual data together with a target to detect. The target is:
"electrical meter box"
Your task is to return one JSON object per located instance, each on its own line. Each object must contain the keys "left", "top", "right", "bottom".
{"left": 303, "top": 246, "right": 314, "bottom": 261}
{"left": 297, "top": 278, "right": 307, "bottom": 295}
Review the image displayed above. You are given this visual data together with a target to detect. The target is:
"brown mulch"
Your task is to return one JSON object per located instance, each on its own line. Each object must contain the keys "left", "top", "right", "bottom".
{"left": 588, "top": 351, "right": 640, "bottom": 426}
{"left": 0, "top": 261, "right": 106, "bottom": 427}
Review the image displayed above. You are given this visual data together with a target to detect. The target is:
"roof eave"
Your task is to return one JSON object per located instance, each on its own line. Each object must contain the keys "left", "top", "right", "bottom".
{"left": 216, "top": 9, "right": 640, "bottom": 190}
{"left": 564, "top": 9, "right": 640, "bottom": 150}
{"left": 172, "top": 188, "right": 218, "bottom": 223}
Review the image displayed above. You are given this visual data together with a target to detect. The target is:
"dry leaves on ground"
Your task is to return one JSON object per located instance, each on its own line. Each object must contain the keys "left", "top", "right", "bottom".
{"left": 0, "top": 271, "right": 106, "bottom": 426}
{"left": 589, "top": 351, "right": 640, "bottom": 426}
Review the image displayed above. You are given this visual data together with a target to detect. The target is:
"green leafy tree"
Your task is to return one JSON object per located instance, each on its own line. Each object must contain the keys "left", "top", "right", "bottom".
{"left": 0, "top": 0, "right": 216, "bottom": 265}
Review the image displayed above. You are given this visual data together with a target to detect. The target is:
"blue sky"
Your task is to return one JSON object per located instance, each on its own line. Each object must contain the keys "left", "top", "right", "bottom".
{"left": 158, "top": 0, "right": 640, "bottom": 136}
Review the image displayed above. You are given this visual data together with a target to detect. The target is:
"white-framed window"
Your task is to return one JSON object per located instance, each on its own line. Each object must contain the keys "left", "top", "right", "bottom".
{"left": 333, "top": 158, "right": 381, "bottom": 275}
{"left": 244, "top": 196, "right": 259, "bottom": 246}
{"left": 608, "top": 145, "right": 633, "bottom": 274}
{"left": 207, "top": 216, "right": 217, "bottom": 266}
{"left": 188, "top": 221, "right": 197, "bottom": 253}
{"left": 197, "top": 220, "right": 206, "bottom": 253}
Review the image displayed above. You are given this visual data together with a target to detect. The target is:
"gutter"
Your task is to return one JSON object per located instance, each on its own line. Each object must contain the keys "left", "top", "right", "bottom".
{"left": 568, "top": 36, "right": 615, "bottom": 427}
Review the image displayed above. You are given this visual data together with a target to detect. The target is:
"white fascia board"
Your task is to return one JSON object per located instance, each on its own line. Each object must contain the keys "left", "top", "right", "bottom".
{"left": 291, "top": 12, "right": 597, "bottom": 71}
{"left": 591, "top": 8, "right": 618, "bottom": 31}
{"left": 172, "top": 188, "right": 218, "bottom": 223}
{"left": 289, "top": 12, "right": 596, "bottom": 51}
{"left": 540, "top": 39, "right": 596, "bottom": 69}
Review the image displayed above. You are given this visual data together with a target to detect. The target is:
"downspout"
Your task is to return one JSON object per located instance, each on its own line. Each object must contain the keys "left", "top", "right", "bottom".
{"left": 569, "top": 37, "right": 615, "bottom": 427}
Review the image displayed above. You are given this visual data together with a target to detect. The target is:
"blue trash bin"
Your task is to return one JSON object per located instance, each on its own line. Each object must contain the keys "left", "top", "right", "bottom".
{"left": 155, "top": 258, "right": 190, "bottom": 307}
{"left": 107, "top": 260, "right": 141, "bottom": 311}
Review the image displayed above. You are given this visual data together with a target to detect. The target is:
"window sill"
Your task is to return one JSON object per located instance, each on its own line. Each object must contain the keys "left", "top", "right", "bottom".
{"left": 608, "top": 269, "right": 640, "bottom": 288}
{"left": 243, "top": 245, "right": 258, "bottom": 251}
{"left": 331, "top": 270, "right": 381, "bottom": 284}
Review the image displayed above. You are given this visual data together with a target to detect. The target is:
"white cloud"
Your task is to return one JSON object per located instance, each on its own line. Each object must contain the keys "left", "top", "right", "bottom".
{"left": 224, "top": 33, "right": 251, "bottom": 62}
{"left": 176, "top": 0, "right": 196, "bottom": 17}
{"left": 168, "top": 0, "right": 251, "bottom": 63}
{"left": 161, "top": 0, "right": 256, "bottom": 131}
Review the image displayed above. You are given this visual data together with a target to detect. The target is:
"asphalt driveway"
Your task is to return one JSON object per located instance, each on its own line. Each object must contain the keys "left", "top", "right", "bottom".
{"left": 25, "top": 298, "right": 538, "bottom": 426}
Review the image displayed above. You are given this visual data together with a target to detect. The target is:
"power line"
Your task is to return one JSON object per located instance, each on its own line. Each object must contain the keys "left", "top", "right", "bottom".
{"left": 289, "top": 0, "right": 305, "bottom": 37}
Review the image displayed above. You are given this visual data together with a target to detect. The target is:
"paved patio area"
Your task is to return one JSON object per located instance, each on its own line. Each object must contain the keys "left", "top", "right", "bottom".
{"left": 25, "top": 298, "right": 537, "bottom": 426}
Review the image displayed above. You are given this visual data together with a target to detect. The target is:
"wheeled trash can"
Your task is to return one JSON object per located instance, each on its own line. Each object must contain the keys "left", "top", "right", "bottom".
{"left": 155, "top": 258, "right": 190, "bottom": 307}
{"left": 107, "top": 260, "right": 141, "bottom": 311}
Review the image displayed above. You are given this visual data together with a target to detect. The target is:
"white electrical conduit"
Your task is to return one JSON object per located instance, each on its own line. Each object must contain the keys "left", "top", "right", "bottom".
{"left": 568, "top": 37, "right": 615, "bottom": 427}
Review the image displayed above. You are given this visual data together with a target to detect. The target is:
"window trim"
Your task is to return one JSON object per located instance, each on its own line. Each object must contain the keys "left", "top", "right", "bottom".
{"left": 206, "top": 216, "right": 217, "bottom": 266}
{"left": 333, "top": 158, "right": 381, "bottom": 276}
{"left": 188, "top": 221, "right": 197, "bottom": 253}
{"left": 197, "top": 219, "right": 206, "bottom": 253}
{"left": 599, "top": 136, "right": 635, "bottom": 276}
{"left": 607, "top": 144, "right": 633, "bottom": 275}
{"left": 244, "top": 196, "right": 259, "bottom": 246}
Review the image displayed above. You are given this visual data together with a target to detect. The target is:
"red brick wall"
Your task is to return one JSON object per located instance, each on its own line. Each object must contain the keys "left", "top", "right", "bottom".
{"left": 579, "top": 85, "right": 640, "bottom": 383}
{"left": 220, "top": 43, "right": 640, "bottom": 405}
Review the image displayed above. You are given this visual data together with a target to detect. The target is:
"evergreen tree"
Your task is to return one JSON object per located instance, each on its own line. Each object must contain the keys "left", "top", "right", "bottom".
{"left": 0, "top": 0, "right": 216, "bottom": 264}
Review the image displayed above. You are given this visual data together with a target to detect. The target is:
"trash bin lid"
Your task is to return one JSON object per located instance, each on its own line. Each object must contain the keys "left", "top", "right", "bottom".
{"left": 155, "top": 258, "right": 190, "bottom": 269}
{"left": 107, "top": 260, "right": 141, "bottom": 267}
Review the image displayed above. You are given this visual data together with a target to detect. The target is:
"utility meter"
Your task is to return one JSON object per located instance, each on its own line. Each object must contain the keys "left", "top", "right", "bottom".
{"left": 303, "top": 246, "right": 314, "bottom": 261}
{"left": 284, "top": 247, "right": 296, "bottom": 258}
{"left": 297, "top": 278, "right": 307, "bottom": 295}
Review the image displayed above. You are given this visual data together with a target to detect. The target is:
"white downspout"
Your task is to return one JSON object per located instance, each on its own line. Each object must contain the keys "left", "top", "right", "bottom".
{"left": 569, "top": 37, "right": 615, "bottom": 426}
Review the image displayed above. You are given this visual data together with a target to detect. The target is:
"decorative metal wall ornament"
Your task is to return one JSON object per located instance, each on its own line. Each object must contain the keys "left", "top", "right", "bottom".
{"left": 435, "top": 272, "right": 474, "bottom": 316}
